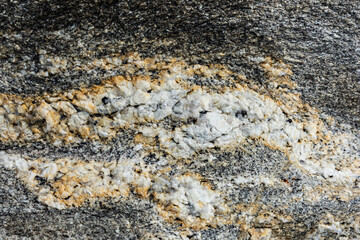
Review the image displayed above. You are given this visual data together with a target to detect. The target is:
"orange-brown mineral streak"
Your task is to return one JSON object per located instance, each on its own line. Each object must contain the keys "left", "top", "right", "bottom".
{"left": 0, "top": 53, "right": 242, "bottom": 146}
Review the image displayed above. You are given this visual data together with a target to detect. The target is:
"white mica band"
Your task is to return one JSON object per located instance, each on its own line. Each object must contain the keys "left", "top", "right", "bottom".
{"left": 0, "top": 151, "right": 226, "bottom": 227}
{"left": 126, "top": 78, "right": 358, "bottom": 184}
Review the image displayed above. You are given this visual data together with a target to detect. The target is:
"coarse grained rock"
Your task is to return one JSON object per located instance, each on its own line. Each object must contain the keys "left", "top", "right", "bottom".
{"left": 0, "top": 1, "right": 359, "bottom": 239}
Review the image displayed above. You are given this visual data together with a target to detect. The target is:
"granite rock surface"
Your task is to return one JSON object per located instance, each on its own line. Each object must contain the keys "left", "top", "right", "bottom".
{"left": 0, "top": 1, "right": 359, "bottom": 239}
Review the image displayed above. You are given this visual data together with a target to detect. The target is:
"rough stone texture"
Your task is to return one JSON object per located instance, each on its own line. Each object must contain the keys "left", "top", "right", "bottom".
{"left": 0, "top": 1, "right": 359, "bottom": 239}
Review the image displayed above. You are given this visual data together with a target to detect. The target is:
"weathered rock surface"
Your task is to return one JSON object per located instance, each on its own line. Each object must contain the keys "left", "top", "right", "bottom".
{"left": 0, "top": 1, "right": 359, "bottom": 239}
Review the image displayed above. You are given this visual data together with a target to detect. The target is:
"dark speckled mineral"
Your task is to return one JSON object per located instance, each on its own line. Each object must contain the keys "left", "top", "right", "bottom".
{"left": 0, "top": 1, "right": 359, "bottom": 239}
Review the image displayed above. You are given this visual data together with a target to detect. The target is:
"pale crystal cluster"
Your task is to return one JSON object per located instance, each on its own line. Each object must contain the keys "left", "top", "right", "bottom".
{"left": 0, "top": 151, "right": 225, "bottom": 227}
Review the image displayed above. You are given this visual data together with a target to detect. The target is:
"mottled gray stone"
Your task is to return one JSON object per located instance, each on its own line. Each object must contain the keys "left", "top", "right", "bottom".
{"left": 0, "top": 0, "right": 359, "bottom": 239}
